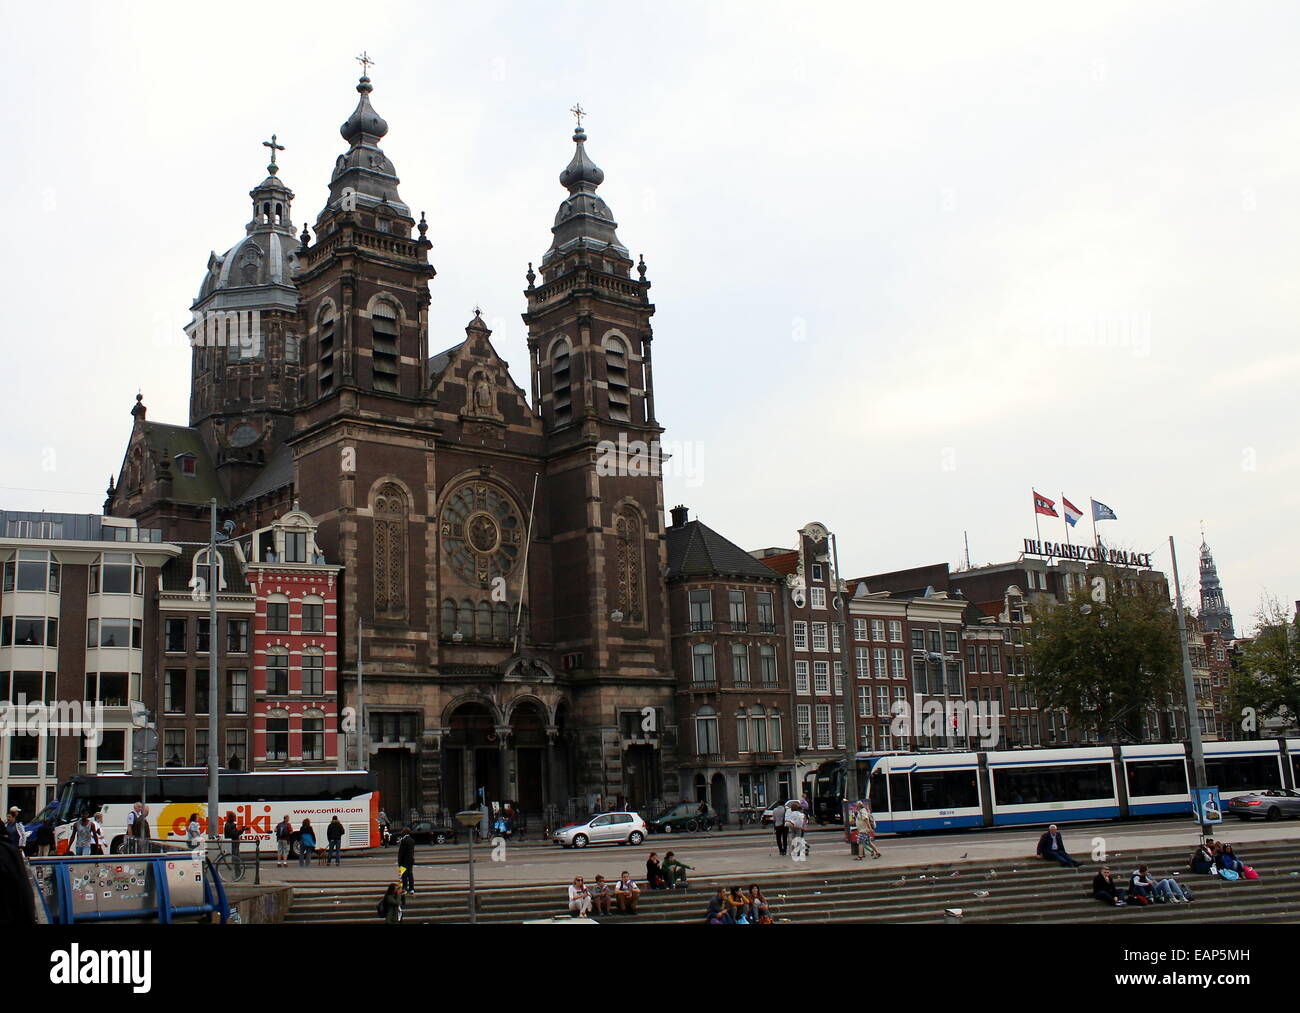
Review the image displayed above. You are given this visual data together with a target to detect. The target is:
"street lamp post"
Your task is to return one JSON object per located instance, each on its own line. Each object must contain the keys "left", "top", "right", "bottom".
{"left": 455, "top": 809, "right": 482, "bottom": 923}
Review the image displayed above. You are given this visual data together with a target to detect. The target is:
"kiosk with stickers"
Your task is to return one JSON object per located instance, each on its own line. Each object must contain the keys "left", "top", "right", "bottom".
{"left": 29, "top": 848, "right": 230, "bottom": 924}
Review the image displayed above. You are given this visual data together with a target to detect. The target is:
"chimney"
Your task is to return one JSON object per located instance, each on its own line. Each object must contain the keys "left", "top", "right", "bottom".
{"left": 670, "top": 504, "right": 689, "bottom": 528}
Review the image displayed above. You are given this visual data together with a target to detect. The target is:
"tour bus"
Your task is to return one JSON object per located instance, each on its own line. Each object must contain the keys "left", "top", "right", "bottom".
{"left": 39, "top": 769, "right": 380, "bottom": 854}
{"left": 806, "top": 738, "right": 1298, "bottom": 832}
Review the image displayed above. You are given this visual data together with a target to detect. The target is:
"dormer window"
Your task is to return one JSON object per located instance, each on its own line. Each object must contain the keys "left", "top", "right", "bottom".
{"left": 175, "top": 453, "right": 197, "bottom": 477}
{"left": 283, "top": 530, "right": 307, "bottom": 563}
{"left": 192, "top": 548, "right": 226, "bottom": 593}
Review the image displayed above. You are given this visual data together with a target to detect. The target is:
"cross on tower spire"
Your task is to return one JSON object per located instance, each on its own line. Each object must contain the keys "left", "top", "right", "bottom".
{"left": 356, "top": 51, "right": 375, "bottom": 76}
{"left": 570, "top": 102, "right": 586, "bottom": 129}
{"left": 262, "top": 133, "right": 285, "bottom": 174}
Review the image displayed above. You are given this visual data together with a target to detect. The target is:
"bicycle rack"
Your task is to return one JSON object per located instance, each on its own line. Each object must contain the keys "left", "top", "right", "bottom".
{"left": 30, "top": 850, "right": 231, "bottom": 925}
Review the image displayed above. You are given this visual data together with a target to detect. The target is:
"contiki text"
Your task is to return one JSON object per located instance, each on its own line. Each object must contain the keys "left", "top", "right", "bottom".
{"left": 1022, "top": 539, "right": 1153, "bottom": 568}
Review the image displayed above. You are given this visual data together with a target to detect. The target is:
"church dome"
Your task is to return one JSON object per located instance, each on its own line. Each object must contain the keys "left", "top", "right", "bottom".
{"left": 340, "top": 76, "right": 389, "bottom": 143}
{"left": 196, "top": 230, "right": 297, "bottom": 303}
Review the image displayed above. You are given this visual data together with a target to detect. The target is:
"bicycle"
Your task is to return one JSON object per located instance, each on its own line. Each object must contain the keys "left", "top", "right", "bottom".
{"left": 212, "top": 846, "right": 247, "bottom": 883}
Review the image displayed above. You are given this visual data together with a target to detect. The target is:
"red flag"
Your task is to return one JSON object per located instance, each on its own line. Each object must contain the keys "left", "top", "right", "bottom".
{"left": 1032, "top": 491, "right": 1058, "bottom": 517}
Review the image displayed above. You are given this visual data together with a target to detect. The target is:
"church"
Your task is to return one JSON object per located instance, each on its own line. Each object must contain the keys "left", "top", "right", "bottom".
{"left": 105, "top": 68, "right": 676, "bottom": 816}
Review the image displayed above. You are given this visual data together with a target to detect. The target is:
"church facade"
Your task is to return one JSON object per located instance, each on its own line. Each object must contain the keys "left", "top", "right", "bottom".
{"left": 106, "top": 73, "right": 676, "bottom": 816}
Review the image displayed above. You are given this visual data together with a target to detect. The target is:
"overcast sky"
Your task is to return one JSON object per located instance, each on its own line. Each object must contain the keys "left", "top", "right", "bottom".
{"left": 0, "top": 1, "right": 1294, "bottom": 631}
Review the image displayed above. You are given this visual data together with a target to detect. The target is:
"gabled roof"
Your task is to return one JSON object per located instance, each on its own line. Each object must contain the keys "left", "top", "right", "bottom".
{"left": 756, "top": 550, "right": 798, "bottom": 577}
{"left": 427, "top": 340, "right": 466, "bottom": 380}
{"left": 235, "top": 443, "right": 294, "bottom": 504}
{"left": 139, "top": 422, "right": 226, "bottom": 505}
{"left": 667, "top": 520, "right": 784, "bottom": 582}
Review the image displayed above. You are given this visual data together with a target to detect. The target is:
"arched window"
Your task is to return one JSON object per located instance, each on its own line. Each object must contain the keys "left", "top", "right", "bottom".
{"left": 550, "top": 338, "right": 572, "bottom": 426}
{"left": 372, "top": 482, "right": 408, "bottom": 618}
{"left": 477, "top": 600, "right": 491, "bottom": 640}
{"left": 615, "top": 508, "right": 644, "bottom": 625}
{"left": 694, "top": 707, "right": 719, "bottom": 757}
{"left": 266, "top": 648, "right": 289, "bottom": 696}
{"left": 691, "top": 643, "right": 715, "bottom": 684}
{"left": 749, "top": 705, "right": 769, "bottom": 752}
{"left": 731, "top": 643, "right": 749, "bottom": 684}
{"left": 441, "top": 599, "right": 457, "bottom": 638}
{"left": 493, "top": 603, "right": 510, "bottom": 641}
{"left": 318, "top": 306, "right": 336, "bottom": 393}
{"left": 605, "top": 335, "right": 630, "bottom": 422}
{"left": 371, "top": 300, "right": 400, "bottom": 393}
{"left": 457, "top": 599, "right": 473, "bottom": 637}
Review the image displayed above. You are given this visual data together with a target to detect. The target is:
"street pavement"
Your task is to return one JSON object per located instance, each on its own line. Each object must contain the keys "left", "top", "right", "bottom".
{"left": 253, "top": 817, "right": 1300, "bottom": 889}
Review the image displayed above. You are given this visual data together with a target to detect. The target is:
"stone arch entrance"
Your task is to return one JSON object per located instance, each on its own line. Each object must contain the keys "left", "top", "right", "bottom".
{"left": 442, "top": 700, "right": 500, "bottom": 812}
{"left": 509, "top": 698, "right": 548, "bottom": 815}
{"left": 711, "top": 772, "right": 729, "bottom": 823}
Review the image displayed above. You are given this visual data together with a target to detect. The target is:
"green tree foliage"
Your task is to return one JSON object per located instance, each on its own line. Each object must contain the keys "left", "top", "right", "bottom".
{"left": 1024, "top": 570, "right": 1181, "bottom": 741}
{"left": 1232, "top": 597, "right": 1300, "bottom": 735}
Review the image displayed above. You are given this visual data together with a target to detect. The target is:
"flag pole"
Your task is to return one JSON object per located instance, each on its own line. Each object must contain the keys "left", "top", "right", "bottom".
{"left": 1032, "top": 489, "right": 1044, "bottom": 556}
{"left": 1090, "top": 495, "right": 1100, "bottom": 553}
{"left": 1062, "top": 493, "right": 1072, "bottom": 551}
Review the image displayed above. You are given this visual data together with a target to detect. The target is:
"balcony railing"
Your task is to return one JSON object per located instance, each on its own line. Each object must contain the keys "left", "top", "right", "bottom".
{"left": 727, "top": 621, "right": 748, "bottom": 633}
{"left": 757, "top": 622, "right": 778, "bottom": 634}
{"left": 690, "top": 621, "right": 714, "bottom": 633}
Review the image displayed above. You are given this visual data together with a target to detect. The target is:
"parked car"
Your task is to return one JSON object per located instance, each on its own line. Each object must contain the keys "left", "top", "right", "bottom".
{"left": 759, "top": 801, "right": 788, "bottom": 826}
{"left": 404, "top": 818, "right": 459, "bottom": 844}
{"left": 551, "top": 812, "right": 647, "bottom": 849}
{"left": 1227, "top": 789, "right": 1300, "bottom": 821}
{"left": 649, "top": 802, "right": 716, "bottom": 834}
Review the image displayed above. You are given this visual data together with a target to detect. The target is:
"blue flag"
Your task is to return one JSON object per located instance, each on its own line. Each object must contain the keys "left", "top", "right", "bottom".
{"left": 1091, "top": 499, "right": 1117, "bottom": 522}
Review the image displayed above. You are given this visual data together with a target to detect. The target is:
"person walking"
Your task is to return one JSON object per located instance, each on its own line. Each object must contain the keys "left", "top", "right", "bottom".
{"left": 223, "top": 811, "right": 242, "bottom": 859}
{"left": 377, "top": 810, "right": 391, "bottom": 847}
{"left": 397, "top": 827, "right": 416, "bottom": 894}
{"left": 854, "top": 802, "right": 881, "bottom": 859}
{"left": 298, "top": 819, "right": 317, "bottom": 868}
{"left": 275, "top": 815, "right": 293, "bottom": 867}
{"left": 186, "top": 813, "right": 202, "bottom": 850}
{"left": 771, "top": 800, "right": 788, "bottom": 856}
{"left": 125, "top": 802, "right": 142, "bottom": 854}
{"left": 71, "top": 814, "right": 96, "bottom": 856}
{"left": 786, "top": 803, "right": 808, "bottom": 850}
{"left": 91, "top": 811, "right": 106, "bottom": 855}
{"left": 326, "top": 816, "right": 345, "bottom": 865}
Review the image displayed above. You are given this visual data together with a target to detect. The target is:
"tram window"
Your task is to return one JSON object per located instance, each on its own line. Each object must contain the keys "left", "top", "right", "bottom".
{"left": 889, "top": 773, "right": 912, "bottom": 811}
{"left": 1293, "top": 756, "right": 1300, "bottom": 789}
{"left": 992, "top": 763, "right": 1114, "bottom": 805}
{"left": 910, "top": 770, "right": 979, "bottom": 810}
{"left": 1204, "top": 756, "right": 1281, "bottom": 791}
{"left": 1127, "top": 760, "right": 1188, "bottom": 797}
{"left": 868, "top": 771, "right": 889, "bottom": 813}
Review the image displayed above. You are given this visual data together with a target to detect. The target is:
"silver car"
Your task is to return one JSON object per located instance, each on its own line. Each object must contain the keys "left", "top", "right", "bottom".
{"left": 551, "top": 811, "right": 647, "bottom": 849}
{"left": 1227, "top": 788, "right": 1300, "bottom": 821}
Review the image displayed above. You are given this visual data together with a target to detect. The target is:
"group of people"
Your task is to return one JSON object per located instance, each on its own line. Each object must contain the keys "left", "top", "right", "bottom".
{"left": 1093, "top": 865, "right": 1195, "bottom": 906}
{"left": 566, "top": 871, "right": 646, "bottom": 916}
{"left": 1188, "top": 838, "right": 1255, "bottom": 881}
{"left": 705, "top": 884, "right": 774, "bottom": 924}
{"left": 768, "top": 798, "right": 810, "bottom": 856}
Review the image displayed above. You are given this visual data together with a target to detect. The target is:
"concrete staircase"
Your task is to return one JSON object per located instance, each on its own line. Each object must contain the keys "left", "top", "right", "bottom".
{"left": 282, "top": 840, "right": 1300, "bottom": 924}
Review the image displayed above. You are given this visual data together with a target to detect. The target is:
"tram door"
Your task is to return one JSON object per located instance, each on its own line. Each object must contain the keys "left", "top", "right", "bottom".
{"left": 887, "top": 765, "right": 915, "bottom": 832}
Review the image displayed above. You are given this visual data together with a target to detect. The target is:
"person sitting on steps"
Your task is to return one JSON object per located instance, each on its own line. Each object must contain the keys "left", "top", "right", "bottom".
{"left": 1036, "top": 824, "right": 1082, "bottom": 867}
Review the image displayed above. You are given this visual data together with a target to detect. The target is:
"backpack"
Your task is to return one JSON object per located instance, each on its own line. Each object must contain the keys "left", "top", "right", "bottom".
{"left": 1242, "top": 865, "right": 1259, "bottom": 880}
{"left": 1219, "top": 868, "right": 1239, "bottom": 882}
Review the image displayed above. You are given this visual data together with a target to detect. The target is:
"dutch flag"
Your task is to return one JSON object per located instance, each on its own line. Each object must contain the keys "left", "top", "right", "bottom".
{"left": 1062, "top": 497, "right": 1083, "bottom": 527}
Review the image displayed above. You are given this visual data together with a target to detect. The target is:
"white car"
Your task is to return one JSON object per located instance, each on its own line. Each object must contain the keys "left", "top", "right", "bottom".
{"left": 551, "top": 812, "right": 647, "bottom": 849}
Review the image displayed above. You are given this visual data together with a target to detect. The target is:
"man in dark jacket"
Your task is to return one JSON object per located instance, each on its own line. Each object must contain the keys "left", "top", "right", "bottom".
{"left": 326, "top": 816, "right": 345, "bottom": 865}
{"left": 397, "top": 829, "right": 416, "bottom": 894}
{"left": 1036, "top": 824, "right": 1082, "bottom": 867}
{"left": 0, "top": 836, "right": 37, "bottom": 926}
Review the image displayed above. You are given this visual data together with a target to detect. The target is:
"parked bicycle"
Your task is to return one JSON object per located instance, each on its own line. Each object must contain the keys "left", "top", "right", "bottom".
{"left": 211, "top": 844, "right": 246, "bottom": 883}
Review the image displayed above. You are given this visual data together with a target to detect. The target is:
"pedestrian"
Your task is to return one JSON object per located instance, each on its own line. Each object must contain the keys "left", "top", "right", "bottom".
{"left": 645, "top": 851, "right": 665, "bottom": 889}
{"left": 71, "top": 814, "right": 96, "bottom": 856}
{"left": 1092, "top": 866, "right": 1126, "bottom": 906}
{"left": 662, "top": 850, "right": 693, "bottom": 889}
{"left": 223, "top": 811, "right": 241, "bottom": 858}
{"left": 5, "top": 808, "right": 26, "bottom": 850}
{"left": 326, "top": 816, "right": 345, "bottom": 865}
{"left": 137, "top": 804, "right": 152, "bottom": 852}
{"left": 378, "top": 809, "right": 391, "bottom": 847}
{"left": 771, "top": 799, "right": 788, "bottom": 856}
{"left": 1036, "top": 824, "right": 1082, "bottom": 867}
{"left": 275, "top": 815, "right": 293, "bottom": 867}
{"left": 125, "top": 802, "right": 142, "bottom": 853}
{"left": 35, "top": 817, "right": 54, "bottom": 857}
{"left": 786, "top": 803, "right": 808, "bottom": 845}
{"left": 590, "top": 874, "right": 613, "bottom": 915}
{"left": 185, "top": 813, "right": 202, "bottom": 850}
{"left": 378, "top": 881, "right": 405, "bottom": 924}
{"left": 854, "top": 802, "right": 881, "bottom": 859}
{"left": 396, "top": 826, "right": 415, "bottom": 893}
{"left": 567, "top": 875, "right": 592, "bottom": 918}
{"left": 298, "top": 819, "right": 317, "bottom": 868}
{"left": 615, "top": 870, "right": 640, "bottom": 914}
{"left": 91, "top": 812, "right": 105, "bottom": 855}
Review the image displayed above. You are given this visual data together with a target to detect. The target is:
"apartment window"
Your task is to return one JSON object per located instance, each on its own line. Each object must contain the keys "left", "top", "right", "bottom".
{"left": 87, "top": 618, "right": 141, "bottom": 650}
{"left": 731, "top": 644, "right": 750, "bottom": 684}
{"left": 165, "top": 618, "right": 187, "bottom": 653}
{"left": 991, "top": 648, "right": 1001, "bottom": 674}
{"left": 978, "top": 645, "right": 988, "bottom": 672}
{"left": 929, "top": 630, "right": 942, "bottom": 654}
{"left": 858, "top": 686, "right": 872, "bottom": 718}
{"left": 302, "top": 602, "right": 324, "bottom": 633}
{"left": 912, "top": 658, "right": 928, "bottom": 694}
{"left": 736, "top": 714, "right": 749, "bottom": 753}
{"left": 164, "top": 730, "right": 186, "bottom": 768}
{"left": 874, "top": 648, "right": 888, "bottom": 679}
{"left": 267, "top": 600, "right": 290, "bottom": 633}
{"left": 728, "top": 590, "right": 746, "bottom": 628}
{"left": 877, "top": 687, "right": 889, "bottom": 716}
{"left": 267, "top": 719, "right": 289, "bottom": 762}
{"left": 750, "top": 708, "right": 769, "bottom": 752}
{"left": 812, "top": 661, "right": 830, "bottom": 695}
{"left": 855, "top": 647, "right": 869, "bottom": 679}
{"left": 968, "top": 646, "right": 978, "bottom": 673}
{"left": 854, "top": 619, "right": 867, "bottom": 641}
{"left": 871, "top": 619, "right": 885, "bottom": 641}
{"left": 227, "top": 669, "right": 248, "bottom": 714}
{"left": 831, "top": 624, "right": 841, "bottom": 652}
{"left": 302, "top": 652, "right": 324, "bottom": 696}
{"left": 911, "top": 629, "right": 924, "bottom": 651}
{"left": 796, "top": 705, "right": 812, "bottom": 750}
{"left": 2, "top": 617, "right": 56, "bottom": 647}
{"left": 91, "top": 553, "right": 143, "bottom": 595}
{"left": 891, "top": 649, "right": 905, "bottom": 678}
{"left": 756, "top": 592, "right": 774, "bottom": 630}
{"left": 4, "top": 550, "right": 60, "bottom": 593}
{"left": 196, "top": 729, "right": 209, "bottom": 768}
{"left": 688, "top": 590, "right": 713, "bottom": 631}
{"left": 768, "top": 714, "right": 782, "bottom": 753}
{"left": 812, "top": 623, "right": 828, "bottom": 651}
{"left": 810, "top": 587, "right": 826, "bottom": 609}
{"left": 302, "top": 718, "right": 324, "bottom": 761}
{"left": 691, "top": 643, "right": 715, "bottom": 683}
{"left": 267, "top": 649, "right": 289, "bottom": 695}
{"left": 795, "top": 661, "right": 810, "bottom": 695}
{"left": 84, "top": 672, "right": 128, "bottom": 707}
{"left": 196, "top": 619, "right": 210, "bottom": 654}
{"left": 195, "top": 669, "right": 210, "bottom": 714}
{"left": 695, "top": 707, "right": 720, "bottom": 755}
{"left": 815, "top": 705, "right": 832, "bottom": 748}
{"left": 759, "top": 645, "right": 777, "bottom": 684}
{"left": 811, "top": 564, "right": 823, "bottom": 582}
{"left": 283, "top": 531, "right": 307, "bottom": 564}
{"left": 944, "top": 631, "right": 959, "bottom": 653}
{"left": 889, "top": 621, "right": 903, "bottom": 642}
{"left": 833, "top": 662, "right": 844, "bottom": 695}
{"left": 835, "top": 705, "right": 846, "bottom": 748}
{"left": 861, "top": 725, "right": 875, "bottom": 751}
{"left": 227, "top": 619, "right": 248, "bottom": 654}
{"left": 793, "top": 622, "right": 807, "bottom": 650}
{"left": 164, "top": 670, "right": 186, "bottom": 713}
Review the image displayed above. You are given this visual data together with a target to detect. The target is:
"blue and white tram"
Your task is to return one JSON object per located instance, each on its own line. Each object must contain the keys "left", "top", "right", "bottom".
{"left": 831, "top": 737, "right": 1296, "bottom": 833}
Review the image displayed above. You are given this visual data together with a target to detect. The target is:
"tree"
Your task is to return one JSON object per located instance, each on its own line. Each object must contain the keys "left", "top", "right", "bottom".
{"left": 1024, "top": 570, "right": 1182, "bottom": 742}
{"left": 1231, "top": 597, "right": 1300, "bottom": 736}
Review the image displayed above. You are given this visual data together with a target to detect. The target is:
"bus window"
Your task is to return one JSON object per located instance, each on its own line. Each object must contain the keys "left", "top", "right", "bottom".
{"left": 1126, "top": 760, "right": 1188, "bottom": 797}
{"left": 1204, "top": 756, "right": 1281, "bottom": 792}
{"left": 910, "top": 770, "right": 979, "bottom": 810}
{"left": 889, "top": 773, "right": 911, "bottom": 811}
